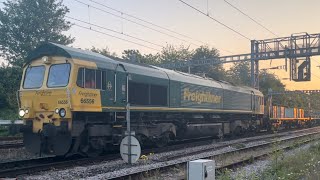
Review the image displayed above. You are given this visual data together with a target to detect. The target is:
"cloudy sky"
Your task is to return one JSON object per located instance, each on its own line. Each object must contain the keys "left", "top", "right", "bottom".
{"left": 2, "top": 0, "right": 320, "bottom": 89}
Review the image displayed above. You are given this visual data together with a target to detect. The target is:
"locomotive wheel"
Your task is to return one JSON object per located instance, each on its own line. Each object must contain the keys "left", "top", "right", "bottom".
{"left": 79, "top": 130, "right": 103, "bottom": 157}
{"left": 233, "top": 126, "right": 243, "bottom": 137}
{"left": 23, "top": 132, "right": 41, "bottom": 155}
{"left": 136, "top": 134, "right": 147, "bottom": 148}
{"left": 51, "top": 132, "right": 72, "bottom": 156}
{"left": 80, "top": 144, "right": 103, "bottom": 157}
{"left": 155, "top": 132, "right": 171, "bottom": 148}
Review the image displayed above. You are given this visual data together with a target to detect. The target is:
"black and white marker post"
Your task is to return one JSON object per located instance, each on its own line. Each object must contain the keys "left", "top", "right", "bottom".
{"left": 126, "top": 103, "right": 132, "bottom": 164}
{"left": 120, "top": 103, "right": 141, "bottom": 164}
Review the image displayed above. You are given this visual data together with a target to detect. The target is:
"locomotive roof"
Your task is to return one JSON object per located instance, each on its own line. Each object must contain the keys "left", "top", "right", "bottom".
{"left": 25, "top": 42, "right": 168, "bottom": 78}
{"left": 26, "top": 43, "right": 263, "bottom": 96}
{"left": 26, "top": 42, "right": 121, "bottom": 66}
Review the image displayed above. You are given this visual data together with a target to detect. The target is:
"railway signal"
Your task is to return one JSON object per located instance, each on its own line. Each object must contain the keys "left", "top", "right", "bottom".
{"left": 160, "top": 32, "right": 320, "bottom": 89}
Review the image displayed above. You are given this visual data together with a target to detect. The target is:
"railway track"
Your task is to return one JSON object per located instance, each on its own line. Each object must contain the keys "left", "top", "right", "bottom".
{"left": 0, "top": 141, "right": 24, "bottom": 149}
{"left": 0, "top": 131, "right": 283, "bottom": 178}
{"left": 92, "top": 127, "right": 320, "bottom": 179}
{"left": 0, "top": 137, "right": 22, "bottom": 141}
{"left": 0, "top": 138, "right": 216, "bottom": 178}
{"left": 1, "top": 127, "right": 319, "bottom": 178}
{"left": 0, "top": 155, "right": 121, "bottom": 178}
{"left": 0, "top": 137, "right": 23, "bottom": 149}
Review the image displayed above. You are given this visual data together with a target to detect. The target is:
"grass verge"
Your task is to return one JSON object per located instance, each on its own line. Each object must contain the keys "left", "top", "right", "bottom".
{"left": 217, "top": 141, "right": 320, "bottom": 180}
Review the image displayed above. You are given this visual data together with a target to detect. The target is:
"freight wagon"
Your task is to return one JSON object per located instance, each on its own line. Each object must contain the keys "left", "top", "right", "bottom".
{"left": 269, "top": 106, "right": 311, "bottom": 128}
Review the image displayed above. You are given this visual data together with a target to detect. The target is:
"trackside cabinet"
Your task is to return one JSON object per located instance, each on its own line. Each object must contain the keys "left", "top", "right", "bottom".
{"left": 188, "top": 159, "right": 215, "bottom": 180}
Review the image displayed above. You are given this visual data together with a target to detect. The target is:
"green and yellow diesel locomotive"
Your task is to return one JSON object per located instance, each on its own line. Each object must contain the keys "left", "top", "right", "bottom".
{"left": 18, "top": 43, "right": 264, "bottom": 156}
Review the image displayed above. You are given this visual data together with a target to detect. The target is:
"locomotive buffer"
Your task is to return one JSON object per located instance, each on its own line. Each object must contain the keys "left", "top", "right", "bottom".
{"left": 120, "top": 103, "right": 141, "bottom": 164}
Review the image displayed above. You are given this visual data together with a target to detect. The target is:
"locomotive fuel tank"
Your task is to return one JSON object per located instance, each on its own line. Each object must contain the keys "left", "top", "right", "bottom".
{"left": 180, "top": 123, "right": 223, "bottom": 139}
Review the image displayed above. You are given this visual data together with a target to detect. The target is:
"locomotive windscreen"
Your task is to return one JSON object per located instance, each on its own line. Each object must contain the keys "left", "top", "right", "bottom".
{"left": 23, "top": 65, "right": 45, "bottom": 89}
{"left": 47, "top": 63, "right": 71, "bottom": 87}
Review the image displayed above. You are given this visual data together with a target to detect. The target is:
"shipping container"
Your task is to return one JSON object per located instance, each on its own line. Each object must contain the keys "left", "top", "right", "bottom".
{"left": 299, "top": 109, "right": 304, "bottom": 118}
{"left": 272, "top": 106, "right": 277, "bottom": 118}
{"left": 277, "top": 106, "right": 281, "bottom": 118}
{"left": 280, "top": 107, "right": 285, "bottom": 118}
{"left": 285, "top": 108, "right": 294, "bottom": 118}
{"left": 274, "top": 106, "right": 280, "bottom": 118}
{"left": 294, "top": 108, "right": 298, "bottom": 118}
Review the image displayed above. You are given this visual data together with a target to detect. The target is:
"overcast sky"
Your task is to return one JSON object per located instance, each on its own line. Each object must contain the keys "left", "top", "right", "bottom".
{"left": 2, "top": 0, "right": 320, "bottom": 89}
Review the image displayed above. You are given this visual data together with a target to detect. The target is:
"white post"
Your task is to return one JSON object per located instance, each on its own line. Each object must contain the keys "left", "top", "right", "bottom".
{"left": 126, "top": 103, "right": 131, "bottom": 164}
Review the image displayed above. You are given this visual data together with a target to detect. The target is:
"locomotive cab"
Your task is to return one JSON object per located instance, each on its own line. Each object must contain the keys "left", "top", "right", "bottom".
{"left": 19, "top": 55, "right": 75, "bottom": 156}
{"left": 19, "top": 43, "right": 121, "bottom": 157}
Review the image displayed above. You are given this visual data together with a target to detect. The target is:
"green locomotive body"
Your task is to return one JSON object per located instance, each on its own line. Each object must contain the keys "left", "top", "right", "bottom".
{"left": 19, "top": 43, "right": 264, "bottom": 156}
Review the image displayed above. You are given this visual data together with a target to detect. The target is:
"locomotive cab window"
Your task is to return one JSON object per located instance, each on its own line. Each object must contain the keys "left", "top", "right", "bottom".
{"left": 85, "top": 69, "right": 95, "bottom": 88}
{"left": 23, "top": 65, "right": 46, "bottom": 89}
{"left": 47, "top": 63, "right": 71, "bottom": 87}
{"left": 77, "top": 68, "right": 106, "bottom": 90}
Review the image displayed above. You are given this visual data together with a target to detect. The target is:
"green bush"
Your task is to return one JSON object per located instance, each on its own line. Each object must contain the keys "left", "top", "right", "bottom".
{"left": 0, "top": 126, "right": 9, "bottom": 136}
{"left": 0, "top": 67, "right": 22, "bottom": 109}
{"left": 0, "top": 108, "right": 19, "bottom": 120}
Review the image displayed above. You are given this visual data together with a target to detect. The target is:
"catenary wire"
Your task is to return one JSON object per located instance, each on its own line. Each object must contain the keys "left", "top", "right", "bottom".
{"left": 66, "top": 16, "right": 164, "bottom": 48}
{"left": 223, "top": 0, "right": 278, "bottom": 37}
{"left": 73, "top": 0, "right": 198, "bottom": 47}
{"left": 178, "top": 0, "right": 251, "bottom": 40}
{"left": 74, "top": 24, "right": 161, "bottom": 51}
{"left": 74, "top": 0, "right": 235, "bottom": 54}
{"left": 97, "top": 0, "right": 234, "bottom": 54}
{"left": 96, "top": 0, "right": 233, "bottom": 54}
{"left": 93, "top": 0, "right": 206, "bottom": 45}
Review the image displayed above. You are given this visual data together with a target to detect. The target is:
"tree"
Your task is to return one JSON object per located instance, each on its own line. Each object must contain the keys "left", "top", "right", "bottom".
{"left": 122, "top": 49, "right": 160, "bottom": 65}
{"left": 191, "top": 46, "right": 228, "bottom": 81}
{"left": 259, "top": 71, "right": 285, "bottom": 95}
{"left": 0, "top": 0, "right": 74, "bottom": 67}
{"left": 0, "top": 0, "right": 74, "bottom": 118}
{"left": 228, "top": 61, "right": 251, "bottom": 86}
{"left": 0, "top": 66, "right": 22, "bottom": 108}
{"left": 91, "top": 46, "right": 119, "bottom": 60}
{"left": 159, "top": 44, "right": 193, "bottom": 63}
{"left": 122, "top": 49, "right": 144, "bottom": 63}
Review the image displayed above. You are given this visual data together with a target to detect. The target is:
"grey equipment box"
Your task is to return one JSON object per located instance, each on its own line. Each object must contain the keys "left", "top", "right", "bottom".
{"left": 187, "top": 159, "right": 215, "bottom": 180}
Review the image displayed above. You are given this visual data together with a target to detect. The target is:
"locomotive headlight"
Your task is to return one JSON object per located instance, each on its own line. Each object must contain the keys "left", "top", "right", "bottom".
{"left": 55, "top": 108, "right": 59, "bottom": 114}
{"left": 42, "top": 56, "right": 50, "bottom": 64}
{"left": 25, "top": 109, "right": 29, "bottom": 114}
{"left": 19, "top": 109, "right": 25, "bottom": 117}
{"left": 59, "top": 108, "right": 66, "bottom": 118}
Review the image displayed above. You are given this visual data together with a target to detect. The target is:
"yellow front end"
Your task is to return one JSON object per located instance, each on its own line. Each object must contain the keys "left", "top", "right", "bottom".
{"left": 19, "top": 56, "right": 74, "bottom": 156}
{"left": 20, "top": 89, "right": 72, "bottom": 133}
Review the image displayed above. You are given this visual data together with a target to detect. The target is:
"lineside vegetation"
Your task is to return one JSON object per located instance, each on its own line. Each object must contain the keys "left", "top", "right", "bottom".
{"left": 217, "top": 142, "right": 320, "bottom": 180}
